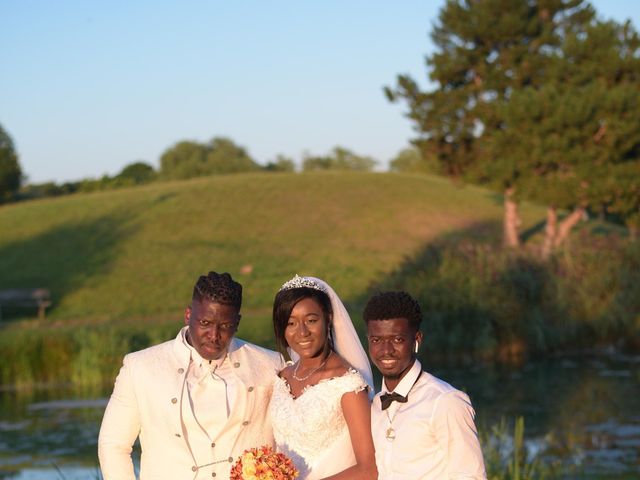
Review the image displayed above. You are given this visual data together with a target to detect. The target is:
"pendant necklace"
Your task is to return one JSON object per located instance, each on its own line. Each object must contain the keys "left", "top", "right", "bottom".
{"left": 385, "top": 409, "right": 399, "bottom": 442}
{"left": 292, "top": 352, "right": 331, "bottom": 381}
{"left": 383, "top": 370, "right": 423, "bottom": 442}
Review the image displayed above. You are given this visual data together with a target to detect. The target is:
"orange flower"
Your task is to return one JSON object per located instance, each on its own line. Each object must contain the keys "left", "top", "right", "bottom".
{"left": 230, "top": 446, "right": 298, "bottom": 480}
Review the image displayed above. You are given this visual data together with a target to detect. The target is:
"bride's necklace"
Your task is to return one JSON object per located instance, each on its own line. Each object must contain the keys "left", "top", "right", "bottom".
{"left": 292, "top": 352, "right": 331, "bottom": 381}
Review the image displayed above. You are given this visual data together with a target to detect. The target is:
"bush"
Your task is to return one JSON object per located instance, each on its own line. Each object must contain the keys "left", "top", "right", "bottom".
{"left": 369, "top": 236, "right": 640, "bottom": 361}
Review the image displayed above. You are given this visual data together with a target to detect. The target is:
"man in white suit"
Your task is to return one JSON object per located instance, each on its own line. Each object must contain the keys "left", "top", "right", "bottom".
{"left": 98, "top": 271, "right": 284, "bottom": 480}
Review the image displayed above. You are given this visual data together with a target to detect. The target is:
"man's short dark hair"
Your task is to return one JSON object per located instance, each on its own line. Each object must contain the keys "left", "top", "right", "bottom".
{"left": 192, "top": 271, "right": 242, "bottom": 311}
{"left": 363, "top": 291, "right": 422, "bottom": 331}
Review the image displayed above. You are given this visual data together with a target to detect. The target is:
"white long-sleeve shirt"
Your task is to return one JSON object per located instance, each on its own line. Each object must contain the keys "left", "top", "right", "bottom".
{"left": 371, "top": 360, "right": 486, "bottom": 479}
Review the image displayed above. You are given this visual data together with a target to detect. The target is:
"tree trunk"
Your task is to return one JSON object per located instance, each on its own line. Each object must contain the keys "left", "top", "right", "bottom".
{"left": 503, "top": 188, "right": 520, "bottom": 248}
{"left": 542, "top": 206, "right": 558, "bottom": 259}
{"left": 554, "top": 207, "right": 586, "bottom": 248}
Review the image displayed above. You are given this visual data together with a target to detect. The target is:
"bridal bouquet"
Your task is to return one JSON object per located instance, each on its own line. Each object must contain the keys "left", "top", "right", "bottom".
{"left": 230, "top": 445, "right": 299, "bottom": 480}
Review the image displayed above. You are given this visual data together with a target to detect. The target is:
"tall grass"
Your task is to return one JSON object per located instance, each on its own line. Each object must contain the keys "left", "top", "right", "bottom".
{"left": 483, "top": 417, "right": 559, "bottom": 480}
{"left": 369, "top": 235, "right": 640, "bottom": 362}
{"left": 0, "top": 320, "right": 178, "bottom": 390}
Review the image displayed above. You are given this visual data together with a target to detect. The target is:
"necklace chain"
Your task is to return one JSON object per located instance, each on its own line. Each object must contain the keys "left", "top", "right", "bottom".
{"left": 292, "top": 352, "right": 331, "bottom": 381}
{"left": 383, "top": 370, "right": 423, "bottom": 442}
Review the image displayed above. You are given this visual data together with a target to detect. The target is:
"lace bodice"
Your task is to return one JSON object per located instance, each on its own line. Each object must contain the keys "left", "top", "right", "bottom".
{"left": 269, "top": 369, "right": 368, "bottom": 477}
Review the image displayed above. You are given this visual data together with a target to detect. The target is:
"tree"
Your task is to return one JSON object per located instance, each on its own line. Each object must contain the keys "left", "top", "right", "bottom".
{"left": 302, "top": 146, "right": 376, "bottom": 172}
{"left": 389, "top": 146, "right": 437, "bottom": 173}
{"left": 117, "top": 161, "right": 156, "bottom": 185}
{"left": 0, "top": 124, "right": 22, "bottom": 202}
{"left": 484, "top": 19, "right": 640, "bottom": 254}
{"left": 159, "top": 137, "right": 259, "bottom": 179}
{"left": 205, "top": 137, "right": 260, "bottom": 174}
{"left": 385, "top": 0, "right": 597, "bottom": 248}
{"left": 264, "top": 154, "right": 296, "bottom": 172}
{"left": 159, "top": 140, "right": 209, "bottom": 180}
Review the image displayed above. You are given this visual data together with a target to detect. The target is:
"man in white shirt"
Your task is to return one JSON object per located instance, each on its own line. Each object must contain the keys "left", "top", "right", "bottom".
{"left": 98, "top": 271, "right": 284, "bottom": 480}
{"left": 364, "top": 291, "right": 486, "bottom": 479}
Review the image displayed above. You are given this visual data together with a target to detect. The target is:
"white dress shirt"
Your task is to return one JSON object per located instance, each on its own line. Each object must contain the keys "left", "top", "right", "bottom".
{"left": 371, "top": 360, "right": 486, "bottom": 479}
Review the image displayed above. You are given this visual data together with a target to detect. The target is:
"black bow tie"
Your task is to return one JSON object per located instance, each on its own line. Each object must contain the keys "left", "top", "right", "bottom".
{"left": 380, "top": 392, "right": 407, "bottom": 410}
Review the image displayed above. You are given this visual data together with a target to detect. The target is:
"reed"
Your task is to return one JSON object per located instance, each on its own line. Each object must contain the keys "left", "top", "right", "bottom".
{"left": 0, "top": 321, "right": 178, "bottom": 389}
{"left": 482, "top": 417, "right": 558, "bottom": 480}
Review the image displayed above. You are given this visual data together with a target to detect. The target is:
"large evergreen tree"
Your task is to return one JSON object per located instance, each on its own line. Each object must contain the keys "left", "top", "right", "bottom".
{"left": 390, "top": 0, "right": 640, "bottom": 248}
{"left": 489, "top": 18, "right": 640, "bottom": 252}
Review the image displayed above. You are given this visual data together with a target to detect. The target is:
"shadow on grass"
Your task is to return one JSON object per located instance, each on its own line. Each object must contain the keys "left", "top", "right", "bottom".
{"left": 0, "top": 210, "right": 137, "bottom": 321}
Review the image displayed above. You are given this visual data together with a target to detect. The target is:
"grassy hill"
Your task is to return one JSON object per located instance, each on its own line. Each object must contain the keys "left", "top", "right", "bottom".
{"left": 2, "top": 172, "right": 637, "bottom": 387}
{"left": 0, "top": 171, "right": 544, "bottom": 324}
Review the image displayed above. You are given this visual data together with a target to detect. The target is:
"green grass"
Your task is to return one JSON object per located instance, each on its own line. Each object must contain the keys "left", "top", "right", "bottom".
{"left": 0, "top": 171, "right": 545, "bottom": 323}
{"left": 1, "top": 171, "right": 637, "bottom": 387}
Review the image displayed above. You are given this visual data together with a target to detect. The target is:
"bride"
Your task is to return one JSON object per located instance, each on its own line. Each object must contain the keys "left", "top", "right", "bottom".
{"left": 269, "top": 275, "right": 378, "bottom": 480}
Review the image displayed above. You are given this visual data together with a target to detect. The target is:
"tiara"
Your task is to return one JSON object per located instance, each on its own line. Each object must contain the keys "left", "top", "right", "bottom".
{"left": 279, "top": 274, "right": 327, "bottom": 293}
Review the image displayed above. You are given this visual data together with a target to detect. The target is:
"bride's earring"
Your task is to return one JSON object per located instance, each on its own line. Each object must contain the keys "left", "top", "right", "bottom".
{"left": 414, "top": 341, "right": 419, "bottom": 354}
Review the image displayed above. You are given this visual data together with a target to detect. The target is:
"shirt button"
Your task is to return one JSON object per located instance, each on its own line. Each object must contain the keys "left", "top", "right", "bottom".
{"left": 242, "top": 420, "right": 249, "bottom": 426}
{"left": 192, "top": 466, "right": 197, "bottom": 472}
{"left": 178, "top": 368, "right": 184, "bottom": 374}
{"left": 248, "top": 386, "right": 254, "bottom": 392}
{"left": 233, "top": 362, "right": 240, "bottom": 368}
{"left": 171, "top": 398, "right": 177, "bottom": 404}
{"left": 175, "top": 433, "right": 181, "bottom": 438}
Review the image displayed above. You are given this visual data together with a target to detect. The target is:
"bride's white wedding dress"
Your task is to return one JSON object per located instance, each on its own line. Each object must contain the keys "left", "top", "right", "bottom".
{"left": 269, "top": 276, "right": 374, "bottom": 480}
{"left": 270, "top": 368, "right": 368, "bottom": 480}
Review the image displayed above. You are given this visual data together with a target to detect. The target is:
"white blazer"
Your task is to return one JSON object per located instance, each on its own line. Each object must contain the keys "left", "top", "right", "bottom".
{"left": 98, "top": 328, "right": 284, "bottom": 480}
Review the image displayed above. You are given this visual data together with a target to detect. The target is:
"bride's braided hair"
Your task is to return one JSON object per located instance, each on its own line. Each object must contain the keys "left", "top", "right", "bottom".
{"left": 192, "top": 271, "right": 242, "bottom": 310}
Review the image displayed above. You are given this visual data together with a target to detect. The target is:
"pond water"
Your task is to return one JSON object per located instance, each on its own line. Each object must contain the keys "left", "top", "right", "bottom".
{"left": 0, "top": 353, "right": 638, "bottom": 479}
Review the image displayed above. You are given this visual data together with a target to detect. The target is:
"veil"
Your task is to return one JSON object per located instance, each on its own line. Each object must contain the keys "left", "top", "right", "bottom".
{"left": 286, "top": 276, "right": 374, "bottom": 395}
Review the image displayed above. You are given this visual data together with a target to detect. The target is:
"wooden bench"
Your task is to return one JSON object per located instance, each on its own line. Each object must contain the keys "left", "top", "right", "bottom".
{"left": 0, "top": 288, "right": 52, "bottom": 321}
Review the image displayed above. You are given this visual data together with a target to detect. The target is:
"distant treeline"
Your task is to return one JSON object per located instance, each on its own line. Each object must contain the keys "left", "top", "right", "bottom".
{"left": 12, "top": 136, "right": 382, "bottom": 201}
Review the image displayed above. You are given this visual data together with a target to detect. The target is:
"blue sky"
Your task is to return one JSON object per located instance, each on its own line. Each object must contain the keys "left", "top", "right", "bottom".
{"left": 1, "top": 1, "right": 638, "bottom": 184}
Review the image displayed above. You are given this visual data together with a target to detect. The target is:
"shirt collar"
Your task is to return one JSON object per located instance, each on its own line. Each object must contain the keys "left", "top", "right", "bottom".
{"left": 382, "top": 359, "right": 422, "bottom": 396}
{"left": 180, "top": 326, "right": 229, "bottom": 370}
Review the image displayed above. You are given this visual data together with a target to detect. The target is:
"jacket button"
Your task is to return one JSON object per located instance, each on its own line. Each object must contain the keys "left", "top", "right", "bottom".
{"left": 211, "top": 442, "right": 216, "bottom": 448}
{"left": 212, "top": 473, "right": 216, "bottom": 477}
{"left": 171, "top": 398, "right": 177, "bottom": 404}
{"left": 178, "top": 368, "right": 184, "bottom": 374}
{"left": 192, "top": 466, "right": 197, "bottom": 472}
{"left": 228, "top": 457, "right": 234, "bottom": 463}
{"left": 248, "top": 386, "right": 254, "bottom": 392}
{"left": 233, "top": 362, "right": 240, "bottom": 368}
{"left": 175, "top": 433, "right": 181, "bottom": 438}
{"left": 242, "top": 420, "right": 249, "bottom": 426}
